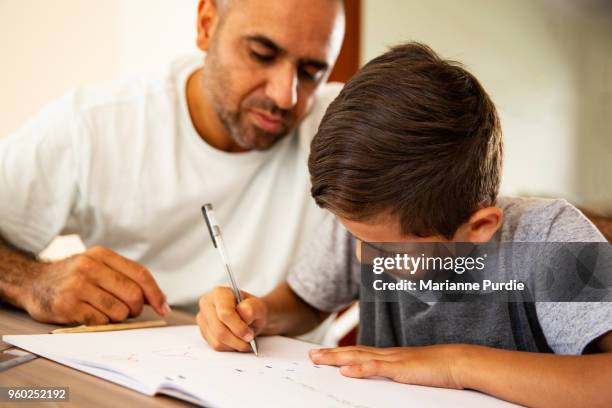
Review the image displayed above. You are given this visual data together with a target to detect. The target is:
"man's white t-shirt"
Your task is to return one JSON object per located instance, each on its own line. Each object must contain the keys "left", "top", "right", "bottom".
{"left": 0, "top": 55, "right": 342, "bottom": 305}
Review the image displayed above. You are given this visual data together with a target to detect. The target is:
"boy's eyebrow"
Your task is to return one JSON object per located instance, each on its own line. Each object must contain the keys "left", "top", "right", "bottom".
{"left": 244, "top": 34, "right": 329, "bottom": 71}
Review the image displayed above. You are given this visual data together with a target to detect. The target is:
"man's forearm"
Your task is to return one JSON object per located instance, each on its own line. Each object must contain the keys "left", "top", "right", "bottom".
{"left": 457, "top": 345, "right": 612, "bottom": 408}
{"left": 261, "top": 282, "right": 330, "bottom": 337}
{"left": 0, "top": 235, "right": 41, "bottom": 308}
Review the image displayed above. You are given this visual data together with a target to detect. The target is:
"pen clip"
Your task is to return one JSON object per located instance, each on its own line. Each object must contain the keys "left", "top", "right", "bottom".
{"left": 202, "top": 204, "right": 218, "bottom": 248}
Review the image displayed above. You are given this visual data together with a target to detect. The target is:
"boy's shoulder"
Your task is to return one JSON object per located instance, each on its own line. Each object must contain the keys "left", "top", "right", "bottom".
{"left": 496, "top": 196, "right": 606, "bottom": 242}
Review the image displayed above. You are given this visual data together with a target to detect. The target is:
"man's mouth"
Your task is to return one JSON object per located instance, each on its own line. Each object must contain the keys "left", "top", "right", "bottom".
{"left": 249, "top": 108, "right": 285, "bottom": 134}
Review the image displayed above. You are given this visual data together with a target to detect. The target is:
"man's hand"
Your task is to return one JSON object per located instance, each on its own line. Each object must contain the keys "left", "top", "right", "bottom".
{"left": 309, "top": 344, "right": 464, "bottom": 390}
{"left": 22, "top": 246, "right": 170, "bottom": 325}
{"left": 197, "top": 286, "right": 268, "bottom": 352}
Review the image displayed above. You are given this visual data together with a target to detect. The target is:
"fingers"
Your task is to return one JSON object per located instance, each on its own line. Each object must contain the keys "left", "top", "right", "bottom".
{"left": 88, "top": 263, "right": 145, "bottom": 317}
{"left": 79, "top": 282, "right": 131, "bottom": 322}
{"left": 197, "top": 311, "right": 234, "bottom": 352}
{"left": 86, "top": 246, "right": 169, "bottom": 316}
{"left": 309, "top": 346, "right": 399, "bottom": 381}
{"left": 312, "top": 346, "right": 462, "bottom": 389}
{"left": 318, "top": 345, "right": 398, "bottom": 354}
{"left": 310, "top": 349, "right": 376, "bottom": 366}
{"left": 310, "top": 346, "right": 394, "bottom": 366}
{"left": 74, "top": 302, "right": 110, "bottom": 326}
{"left": 213, "top": 287, "right": 254, "bottom": 342}
{"left": 340, "top": 360, "right": 395, "bottom": 379}
{"left": 26, "top": 248, "right": 166, "bottom": 326}
{"left": 196, "top": 287, "right": 264, "bottom": 352}
{"left": 197, "top": 307, "right": 251, "bottom": 352}
{"left": 236, "top": 297, "right": 266, "bottom": 335}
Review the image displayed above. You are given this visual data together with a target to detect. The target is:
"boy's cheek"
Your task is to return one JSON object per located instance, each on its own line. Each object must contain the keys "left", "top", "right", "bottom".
{"left": 355, "top": 240, "right": 362, "bottom": 261}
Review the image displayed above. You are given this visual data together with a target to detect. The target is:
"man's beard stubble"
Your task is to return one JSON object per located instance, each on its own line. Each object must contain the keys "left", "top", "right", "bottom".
{"left": 217, "top": 97, "right": 293, "bottom": 151}
{"left": 202, "top": 54, "right": 295, "bottom": 151}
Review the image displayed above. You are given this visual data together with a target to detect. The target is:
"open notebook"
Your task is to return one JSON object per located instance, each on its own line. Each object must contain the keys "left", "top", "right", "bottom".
{"left": 3, "top": 325, "right": 517, "bottom": 407}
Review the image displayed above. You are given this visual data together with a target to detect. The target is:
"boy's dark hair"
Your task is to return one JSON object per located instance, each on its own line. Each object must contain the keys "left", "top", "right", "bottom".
{"left": 309, "top": 42, "right": 503, "bottom": 239}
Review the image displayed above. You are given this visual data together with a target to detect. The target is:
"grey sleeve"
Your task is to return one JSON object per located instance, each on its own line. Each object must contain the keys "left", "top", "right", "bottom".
{"left": 537, "top": 200, "right": 612, "bottom": 354}
{"left": 287, "top": 215, "right": 359, "bottom": 313}
{"left": 538, "top": 302, "right": 612, "bottom": 355}
{"left": 544, "top": 200, "right": 607, "bottom": 243}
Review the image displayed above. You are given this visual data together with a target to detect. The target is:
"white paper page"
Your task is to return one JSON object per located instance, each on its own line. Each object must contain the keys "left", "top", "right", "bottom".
{"left": 3, "top": 326, "right": 520, "bottom": 408}
{"left": 2, "top": 332, "right": 161, "bottom": 395}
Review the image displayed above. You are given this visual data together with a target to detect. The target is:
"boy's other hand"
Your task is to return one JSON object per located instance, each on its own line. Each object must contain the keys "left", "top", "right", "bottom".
{"left": 309, "top": 344, "right": 465, "bottom": 390}
{"left": 197, "top": 286, "right": 268, "bottom": 352}
{"left": 23, "top": 246, "right": 169, "bottom": 325}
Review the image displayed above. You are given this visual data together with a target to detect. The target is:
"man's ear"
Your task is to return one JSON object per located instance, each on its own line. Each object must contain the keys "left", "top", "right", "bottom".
{"left": 196, "top": 0, "right": 220, "bottom": 52}
{"left": 454, "top": 206, "right": 503, "bottom": 243}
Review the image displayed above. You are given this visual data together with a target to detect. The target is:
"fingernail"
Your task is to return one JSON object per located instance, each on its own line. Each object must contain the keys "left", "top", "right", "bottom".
{"left": 243, "top": 332, "right": 254, "bottom": 342}
{"left": 162, "top": 301, "right": 172, "bottom": 315}
{"left": 309, "top": 349, "right": 321, "bottom": 358}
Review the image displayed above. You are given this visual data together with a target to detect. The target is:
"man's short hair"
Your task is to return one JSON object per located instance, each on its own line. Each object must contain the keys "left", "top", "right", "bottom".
{"left": 309, "top": 42, "right": 503, "bottom": 239}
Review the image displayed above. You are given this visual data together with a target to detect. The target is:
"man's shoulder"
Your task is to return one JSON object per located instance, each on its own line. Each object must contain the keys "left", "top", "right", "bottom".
{"left": 497, "top": 196, "right": 605, "bottom": 242}
{"left": 70, "top": 55, "right": 201, "bottom": 118}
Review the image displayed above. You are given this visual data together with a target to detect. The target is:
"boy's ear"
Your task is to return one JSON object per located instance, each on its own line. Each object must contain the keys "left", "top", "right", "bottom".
{"left": 455, "top": 206, "right": 503, "bottom": 243}
{"left": 196, "top": 0, "right": 220, "bottom": 52}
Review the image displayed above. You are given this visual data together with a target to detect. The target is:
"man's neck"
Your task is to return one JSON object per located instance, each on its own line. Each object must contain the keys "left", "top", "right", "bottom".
{"left": 186, "top": 68, "right": 247, "bottom": 153}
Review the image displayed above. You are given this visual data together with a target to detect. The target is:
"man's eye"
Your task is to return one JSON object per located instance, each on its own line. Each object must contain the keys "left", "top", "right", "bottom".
{"left": 250, "top": 50, "right": 275, "bottom": 63}
{"left": 298, "top": 66, "right": 321, "bottom": 82}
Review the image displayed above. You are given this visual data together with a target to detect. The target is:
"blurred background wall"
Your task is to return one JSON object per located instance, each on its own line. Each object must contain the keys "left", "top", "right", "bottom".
{"left": 0, "top": 0, "right": 610, "bottom": 257}
{"left": 0, "top": 0, "right": 199, "bottom": 136}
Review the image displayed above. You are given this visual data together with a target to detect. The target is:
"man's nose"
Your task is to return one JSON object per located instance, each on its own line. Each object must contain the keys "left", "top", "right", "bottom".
{"left": 265, "top": 62, "right": 298, "bottom": 111}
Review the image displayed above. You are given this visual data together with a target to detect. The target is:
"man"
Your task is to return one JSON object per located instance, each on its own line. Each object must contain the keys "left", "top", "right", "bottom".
{"left": 197, "top": 42, "right": 612, "bottom": 407}
{"left": 0, "top": 0, "right": 345, "bottom": 326}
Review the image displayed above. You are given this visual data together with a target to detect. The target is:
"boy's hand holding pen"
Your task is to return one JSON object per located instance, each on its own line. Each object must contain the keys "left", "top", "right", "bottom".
{"left": 196, "top": 285, "right": 268, "bottom": 353}
{"left": 200, "top": 204, "right": 266, "bottom": 355}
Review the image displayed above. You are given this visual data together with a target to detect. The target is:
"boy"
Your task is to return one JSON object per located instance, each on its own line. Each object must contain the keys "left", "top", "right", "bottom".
{"left": 196, "top": 43, "right": 612, "bottom": 407}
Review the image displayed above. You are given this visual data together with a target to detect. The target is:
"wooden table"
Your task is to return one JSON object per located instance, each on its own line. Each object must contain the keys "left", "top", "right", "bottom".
{"left": 0, "top": 305, "right": 197, "bottom": 407}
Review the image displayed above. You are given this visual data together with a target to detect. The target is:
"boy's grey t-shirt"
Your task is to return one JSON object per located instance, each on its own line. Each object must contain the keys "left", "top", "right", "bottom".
{"left": 287, "top": 197, "right": 612, "bottom": 354}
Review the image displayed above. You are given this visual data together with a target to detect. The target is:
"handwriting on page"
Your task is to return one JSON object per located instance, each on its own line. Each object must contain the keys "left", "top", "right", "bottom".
{"left": 3, "top": 327, "right": 518, "bottom": 408}
{"left": 103, "top": 344, "right": 371, "bottom": 408}
{"left": 101, "top": 346, "right": 198, "bottom": 363}
{"left": 160, "top": 359, "right": 372, "bottom": 408}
